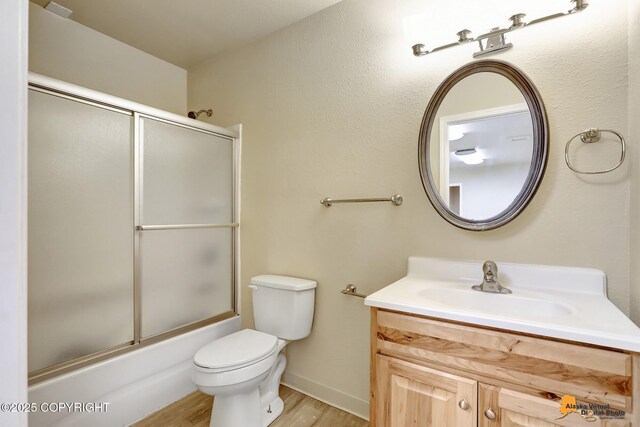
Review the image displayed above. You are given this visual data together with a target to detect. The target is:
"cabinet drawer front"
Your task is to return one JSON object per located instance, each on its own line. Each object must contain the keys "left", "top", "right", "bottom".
{"left": 375, "top": 310, "right": 632, "bottom": 411}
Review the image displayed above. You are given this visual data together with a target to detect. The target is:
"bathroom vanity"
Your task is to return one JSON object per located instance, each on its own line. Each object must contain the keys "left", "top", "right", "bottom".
{"left": 366, "top": 258, "right": 640, "bottom": 426}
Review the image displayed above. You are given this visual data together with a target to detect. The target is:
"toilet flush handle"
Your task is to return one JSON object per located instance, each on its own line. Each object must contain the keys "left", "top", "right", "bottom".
{"left": 248, "top": 284, "right": 258, "bottom": 292}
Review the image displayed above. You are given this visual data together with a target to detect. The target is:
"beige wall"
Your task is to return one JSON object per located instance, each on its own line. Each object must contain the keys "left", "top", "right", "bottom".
{"left": 28, "top": 2, "right": 187, "bottom": 114}
{"left": 188, "top": 0, "right": 631, "bottom": 417}
{"left": 629, "top": 0, "right": 640, "bottom": 324}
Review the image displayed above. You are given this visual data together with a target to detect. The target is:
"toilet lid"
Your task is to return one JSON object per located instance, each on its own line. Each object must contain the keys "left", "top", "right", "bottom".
{"left": 194, "top": 329, "right": 278, "bottom": 370}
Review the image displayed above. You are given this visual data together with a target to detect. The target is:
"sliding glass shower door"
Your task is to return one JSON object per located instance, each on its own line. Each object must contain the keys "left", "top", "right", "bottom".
{"left": 139, "top": 117, "right": 234, "bottom": 338}
{"left": 28, "top": 81, "right": 238, "bottom": 382}
{"left": 28, "top": 90, "right": 135, "bottom": 373}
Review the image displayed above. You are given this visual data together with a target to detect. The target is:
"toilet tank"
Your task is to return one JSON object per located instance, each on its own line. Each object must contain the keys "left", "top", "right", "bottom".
{"left": 250, "top": 275, "right": 316, "bottom": 340}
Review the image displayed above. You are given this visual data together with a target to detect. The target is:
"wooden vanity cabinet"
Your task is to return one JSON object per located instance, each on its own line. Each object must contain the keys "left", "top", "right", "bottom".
{"left": 375, "top": 355, "right": 477, "bottom": 426}
{"left": 371, "top": 308, "right": 639, "bottom": 427}
{"left": 476, "top": 384, "right": 631, "bottom": 427}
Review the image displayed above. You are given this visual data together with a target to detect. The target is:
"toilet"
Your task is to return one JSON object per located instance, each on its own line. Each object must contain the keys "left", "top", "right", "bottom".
{"left": 192, "top": 275, "right": 316, "bottom": 427}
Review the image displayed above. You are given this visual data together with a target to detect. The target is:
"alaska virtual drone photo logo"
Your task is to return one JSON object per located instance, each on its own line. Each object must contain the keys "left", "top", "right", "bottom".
{"left": 558, "top": 395, "right": 626, "bottom": 422}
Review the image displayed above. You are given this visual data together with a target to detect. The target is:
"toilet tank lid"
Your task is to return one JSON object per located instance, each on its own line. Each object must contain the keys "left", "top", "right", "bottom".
{"left": 251, "top": 275, "right": 317, "bottom": 291}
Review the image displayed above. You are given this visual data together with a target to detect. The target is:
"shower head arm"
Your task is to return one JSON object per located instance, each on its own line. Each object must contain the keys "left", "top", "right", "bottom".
{"left": 188, "top": 109, "right": 213, "bottom": 119}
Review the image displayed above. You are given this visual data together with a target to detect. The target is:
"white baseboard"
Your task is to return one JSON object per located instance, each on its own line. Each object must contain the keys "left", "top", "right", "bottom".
{"left": 281, "top": 371, "right": 369, "bottom": 421}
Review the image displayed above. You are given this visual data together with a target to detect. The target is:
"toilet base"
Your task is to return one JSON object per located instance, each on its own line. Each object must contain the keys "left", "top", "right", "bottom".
{"left": 210, "top": 387, "right": 262, "bottom": 427}
{"left": 209, "top": 391, "right": 285, "bottom": 427}
{"left": 202, "top": 351, "right": 288, "bottom": 427}
{"left": 262, "top": 397, "right": 284, "bottom": 426}
{"left": 260, "top": 351, "right": 287, "bottom": 426}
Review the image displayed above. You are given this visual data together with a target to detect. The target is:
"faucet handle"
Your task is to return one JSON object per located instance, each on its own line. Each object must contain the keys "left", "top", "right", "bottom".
{"left": 474, "top": 261, "right": 511, "bottom": 294}
{"left": 482, "top": 260, "right": 498, "bottom": 277}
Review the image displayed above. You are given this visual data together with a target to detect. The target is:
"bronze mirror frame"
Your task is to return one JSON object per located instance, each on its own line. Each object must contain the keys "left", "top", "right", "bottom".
{"left": 418, "top": 60, "right": 549, "bottom": 231}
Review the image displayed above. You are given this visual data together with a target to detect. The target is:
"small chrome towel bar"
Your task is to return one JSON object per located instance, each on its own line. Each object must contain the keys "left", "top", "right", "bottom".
{"left": 340, "top": 284, "right": 367, "bottom": 298}
{"left": 321, "top": 194, "right": 403, "bottom": 207}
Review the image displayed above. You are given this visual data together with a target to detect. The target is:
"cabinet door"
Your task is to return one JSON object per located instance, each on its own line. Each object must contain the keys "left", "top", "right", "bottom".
{"left": 479, "top": 384, "right": 629, "bottom": 427}
{"left": 375, "top": 355, "right": 477, "bottom": 427}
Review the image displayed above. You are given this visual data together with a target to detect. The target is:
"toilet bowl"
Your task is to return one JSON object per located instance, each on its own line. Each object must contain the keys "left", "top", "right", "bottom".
{"left": 192, "top": 275, "right": 316, "bottom": 427}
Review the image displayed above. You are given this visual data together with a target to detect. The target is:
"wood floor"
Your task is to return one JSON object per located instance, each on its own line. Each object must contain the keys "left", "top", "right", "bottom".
{"left": 132, "top": 385, "right": 368, "bottom": 427}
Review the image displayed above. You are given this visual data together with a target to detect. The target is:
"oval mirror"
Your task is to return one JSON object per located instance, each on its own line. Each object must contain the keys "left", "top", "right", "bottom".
{"left": 418, "top": 60, "right": 548, "bottom": 231}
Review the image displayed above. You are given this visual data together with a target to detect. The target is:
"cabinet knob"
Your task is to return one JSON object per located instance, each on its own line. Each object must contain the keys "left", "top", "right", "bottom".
{"left": 484, "top": 408, "right": 497, "bottom": 420}
{"left": 458, "top": 399, "right": 470, "bottom": 410}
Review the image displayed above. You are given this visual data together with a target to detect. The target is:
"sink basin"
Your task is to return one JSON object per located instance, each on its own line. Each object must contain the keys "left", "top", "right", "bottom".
{"left": 418, "top": 288, "right": 575, "bottom": 317}
{"left": 364, "top": 257, "right": 640, "bottom": 352}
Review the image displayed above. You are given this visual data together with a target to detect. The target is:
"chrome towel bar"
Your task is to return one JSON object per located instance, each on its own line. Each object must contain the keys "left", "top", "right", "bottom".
{"left": 320, "top": 194, "right": 403, "bottom": 207}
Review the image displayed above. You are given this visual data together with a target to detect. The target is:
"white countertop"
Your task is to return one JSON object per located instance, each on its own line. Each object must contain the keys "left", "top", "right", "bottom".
{"left": 364, "top": 257, "right": 640, "bottom": 352}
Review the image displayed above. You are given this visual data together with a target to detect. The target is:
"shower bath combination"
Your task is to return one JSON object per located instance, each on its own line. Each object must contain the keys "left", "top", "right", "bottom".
{"left": 188, "top": 108, "right": 213, "bottom": 119}
{"left": 27, "top": 73, "right": 239, "bottom": 388}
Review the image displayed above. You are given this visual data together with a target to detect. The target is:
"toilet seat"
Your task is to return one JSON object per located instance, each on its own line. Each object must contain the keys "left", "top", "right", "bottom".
{"left": 194, "top": 329, "right": 278, "bottom": 372}
{"left": 192, "top": 330, "right": 280, "bottom": 390}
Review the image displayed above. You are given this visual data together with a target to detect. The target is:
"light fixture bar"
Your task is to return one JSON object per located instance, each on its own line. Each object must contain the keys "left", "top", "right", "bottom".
{"left": 412, "top": 0, "right": 588, "bottom": 58}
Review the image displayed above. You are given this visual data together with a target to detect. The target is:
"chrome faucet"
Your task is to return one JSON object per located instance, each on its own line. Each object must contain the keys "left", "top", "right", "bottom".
{"left": 472, "top": 261, "right": 512, "bottom": 294}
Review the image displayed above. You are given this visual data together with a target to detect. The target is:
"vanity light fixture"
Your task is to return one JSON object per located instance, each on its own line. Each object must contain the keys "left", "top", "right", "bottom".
{"left": 455, "top": 148, "right": 484, "bottom": 165}
{"left": 411, "top": 0, "right": 588, "bottom": 58}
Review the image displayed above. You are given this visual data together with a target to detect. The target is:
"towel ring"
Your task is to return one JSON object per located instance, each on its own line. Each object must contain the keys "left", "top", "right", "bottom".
{"left": 565, "top": 128, "right": 626, "bottom": 175}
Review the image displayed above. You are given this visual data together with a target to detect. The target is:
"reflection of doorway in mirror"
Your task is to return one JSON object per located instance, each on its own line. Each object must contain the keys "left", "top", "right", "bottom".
{"left": 449, "top": 184, "right": 462, "bottom": 216}
{"left": 439, "top": 103, "right": 533, "bottom": 220}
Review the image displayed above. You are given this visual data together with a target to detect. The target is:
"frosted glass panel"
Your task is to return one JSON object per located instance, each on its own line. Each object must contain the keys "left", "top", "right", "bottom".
{"left": 140, "top": 228, "right": 232, "bottom": 338}
{"left": 142, "top": 118, "right": 233, "bottom": 225}
{"left": 28, "top": 90, "right": 134, "bottom": 372}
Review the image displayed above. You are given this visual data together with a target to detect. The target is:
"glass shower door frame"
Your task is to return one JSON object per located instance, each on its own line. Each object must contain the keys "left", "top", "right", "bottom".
{"left": 134, "top": 113, "right": 239, "bottom": 346}
{"left": 28, "top": 74, "right": 240, "bottom": 385}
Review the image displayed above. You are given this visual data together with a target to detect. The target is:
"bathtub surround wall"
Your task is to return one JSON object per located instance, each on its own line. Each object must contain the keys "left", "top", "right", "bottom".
{"left": 28, "top": 2, "right": 187, "bottom": 114}
{"left": 0, "top": 1, "right": 28, "bottom": 426}
{"left": 188, "top": 0, "right": 632, "bottom": 418}
{"left": 630, "top": 0, "right": 640, "bottom": 323}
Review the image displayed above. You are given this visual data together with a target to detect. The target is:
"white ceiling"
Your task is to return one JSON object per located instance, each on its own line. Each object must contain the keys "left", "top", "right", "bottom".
{"left": 31, "top": 0, "right": 344, "bottom": 68}
{"left": 450, "top": 111, "right": 533, "bottom": 167}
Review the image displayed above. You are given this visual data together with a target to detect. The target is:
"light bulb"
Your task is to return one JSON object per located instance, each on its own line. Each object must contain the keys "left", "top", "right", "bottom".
{"left": 448, "top": 126, "right": 465, "bottom": 141}
{"left": 455, "top": 148, "right": 484, "bottom": 165}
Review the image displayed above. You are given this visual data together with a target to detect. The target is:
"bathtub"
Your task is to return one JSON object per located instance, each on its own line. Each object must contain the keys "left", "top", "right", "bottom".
{"left": 29, "top": 316, "right": 240, "bottom": 426}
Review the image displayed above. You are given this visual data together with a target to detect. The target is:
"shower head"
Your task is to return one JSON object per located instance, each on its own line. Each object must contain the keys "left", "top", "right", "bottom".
{"left": 188, "top": 109, "right": 213, "bottom": 120}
